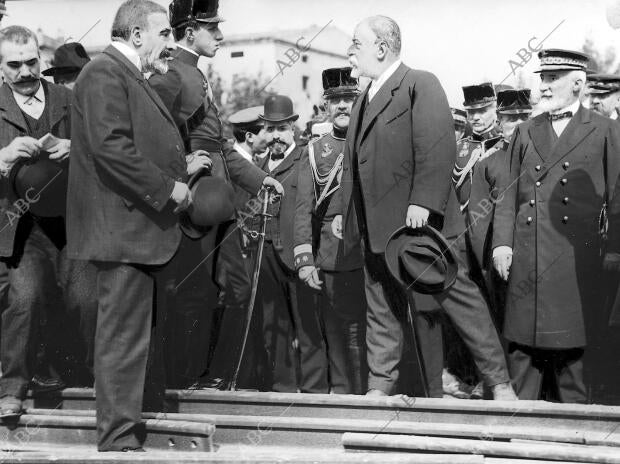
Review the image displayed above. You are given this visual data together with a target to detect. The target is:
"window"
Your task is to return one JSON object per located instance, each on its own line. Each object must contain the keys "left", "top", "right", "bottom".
{"left": 302, "top": 75, "right": 309, "bottom": 90}
{"left": 231, "top": 51, "right": 244, "bottom": 58}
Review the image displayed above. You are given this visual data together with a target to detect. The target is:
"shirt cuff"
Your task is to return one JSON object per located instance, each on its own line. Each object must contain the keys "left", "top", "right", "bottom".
{"left": 294, "top": 244, "right": 314, "bottom": 270}
{"left": 492, "top": 246, "right": 513, "bottom": 258}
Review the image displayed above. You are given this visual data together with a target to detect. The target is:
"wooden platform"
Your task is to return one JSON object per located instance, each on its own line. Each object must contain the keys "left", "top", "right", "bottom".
{"left": 3, "top": 389, "right": 620, "bottom": 462}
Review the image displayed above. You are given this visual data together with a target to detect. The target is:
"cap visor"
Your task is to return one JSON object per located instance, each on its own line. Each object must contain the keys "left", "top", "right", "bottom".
{"left": 464, "top": 101, "right": 495, "bottom": 110}
{"left": 497, "top": 108, "right": 533, "bottom": 114}
{"left": 534, "top": 65, "right": 585, "bottom": 73}
{"left": 196, "top": 16, "right": 225, "bottom": 23}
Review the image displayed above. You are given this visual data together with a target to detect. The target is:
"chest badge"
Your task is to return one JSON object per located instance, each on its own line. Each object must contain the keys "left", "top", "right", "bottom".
{"left": 458, "top": 142, "right": 470, "bottom": 158}
{"left": 321, "top": 143, "right": 333, "bottom": 158}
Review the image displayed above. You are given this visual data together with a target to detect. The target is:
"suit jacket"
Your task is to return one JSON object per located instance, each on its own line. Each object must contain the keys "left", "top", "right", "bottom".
{"left": 0, "top": 80, "right": 72, "bottom": 257}
{"left": 341, "top": 63, "right": 456, "bottom": 254}
{"left": 66, "top": 45, "right": 187, "bottom": 265}
{"left": 148, "top": 48, "right": 265, "bottom": 196}
{"left": 249, "top": 146, "right": 303, "bottom": 273}
{"left": 496, "top": 106, "right": 620, "bottom": 348}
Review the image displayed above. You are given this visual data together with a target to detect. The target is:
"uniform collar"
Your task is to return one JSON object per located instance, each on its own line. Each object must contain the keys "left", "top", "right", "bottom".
{"left": 471, "top": 125, "right": 501, "bottom": 142}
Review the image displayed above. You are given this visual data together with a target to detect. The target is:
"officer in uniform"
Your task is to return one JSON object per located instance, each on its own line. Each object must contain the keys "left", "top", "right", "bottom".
{"left": 451, "top": 107, "right": 468, "bottom": 141}
{"left": 587, "top": 73, "right": 620, "bottom": 120}
{"left": 494, "top": 49, "right": 620, "bottom": 402}
{"left": 148, "top": 0, "right": 282, "bottom": 388}
{"left": 293, "top": 67, "right": 367, "bottom": 394}
{"left": 249, "top": 95, "right": 326, "bottom": 393}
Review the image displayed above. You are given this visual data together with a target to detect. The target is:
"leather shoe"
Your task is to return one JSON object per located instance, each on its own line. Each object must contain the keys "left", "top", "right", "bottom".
{"left": 365, "top": 389, "right": 388, "bottom": 397}
{"left": 0, "top": 395, "right": 23, "bottom": 418}
{"left": 492, "top": 382, "right": 518, "bottom": 401}
{"left": 121, "top": 447, "right": 145, "bottom": 452}
{"left": 30, "top": 375, "right": 66, "bottom": 394}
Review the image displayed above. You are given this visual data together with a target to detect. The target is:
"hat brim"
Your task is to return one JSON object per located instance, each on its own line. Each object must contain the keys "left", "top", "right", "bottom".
{"left": 196, "top": 16, "right": 225, "bottom": 24}
{"left": 384, "top": 225, "right": 458, "bottom": 295}
{"left": 463, "top": 101, "right": 496, "bottom": 110}
{"left": 323, "top": 88, "right": 360, "bottom": 99}
{"left": 534, "top": 65, "right": 586, "bottom": 73}
{"left": 42, "top": 66, "right": 81, "bottom": 76}
{"left": 497, "top": 108, "right": 533, "bottom": 115}
{"left": 179, "top": 167, "right": 212, "bottom": 239}
{"left": 259, "top": 114, "right": 299, "bottom": 123}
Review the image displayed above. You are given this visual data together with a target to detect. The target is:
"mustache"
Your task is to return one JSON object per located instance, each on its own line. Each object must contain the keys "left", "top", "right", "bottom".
{"left": 335, "top": 111, "right": 350, "bottom": 117}
{"left": 14, "top": 77, "right": 38, "bottom": 85}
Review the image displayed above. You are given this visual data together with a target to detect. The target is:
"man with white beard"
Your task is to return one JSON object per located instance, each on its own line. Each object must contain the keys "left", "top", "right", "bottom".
{"left": 493, "top": 49, "right": 620, "bottom": 402}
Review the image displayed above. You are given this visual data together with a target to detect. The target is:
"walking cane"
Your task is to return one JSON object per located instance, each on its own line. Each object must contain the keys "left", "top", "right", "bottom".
{"left": 229, "top": 187, "right": 272, "bottom": 391}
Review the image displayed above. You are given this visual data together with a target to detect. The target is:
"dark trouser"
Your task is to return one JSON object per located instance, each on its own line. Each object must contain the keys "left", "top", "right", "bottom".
{"left": 364, "top": 248, "right": 509, "bottom": 395}
{"left": 94, "top": 252, "right": 177, "bottom": 451}
{"left": 319, "top": 269, "right": 367, "bottom": 394}
{"left": 259, "top": 242, "right": 327, "bottom": 393}
{"left": 0, "top": 220, "right": 96, "bottom": 398}
{"left": 507, "top": 342, "right": 586, "bottom": 403}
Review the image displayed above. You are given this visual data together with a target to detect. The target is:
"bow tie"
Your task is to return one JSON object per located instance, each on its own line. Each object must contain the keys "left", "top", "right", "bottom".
{"left": 270, "top": 153, "right": 285, "bottom": 161}
{"left": 549, "top": 111, "right": 573, "bottom": 122}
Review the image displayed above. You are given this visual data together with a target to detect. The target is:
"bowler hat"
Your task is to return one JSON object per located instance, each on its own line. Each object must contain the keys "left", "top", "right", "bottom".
{"left": 322, "top": 67, "right": 359, "bottom": 99}
{"left": 260, "top": 95, "right": 299, "bottom": 123}
{"left": 179, "top": 167, "right": 235, "bottom": 239}
{"left": 42, "top": 43, "right": 90, "bottom": 77}
{"left": 9, "top": 157, "right": 67, "bottom": 218}
{"left": 385, "top": 225, "right": 458, "bottom": 294}
{"left": 170, "top": 0, "right": 225, "bottom": 29}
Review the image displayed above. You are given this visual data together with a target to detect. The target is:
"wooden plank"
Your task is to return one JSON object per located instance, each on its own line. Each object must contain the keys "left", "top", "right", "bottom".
{"left": 342, "top": 432, "right": 620, "bottom": 463}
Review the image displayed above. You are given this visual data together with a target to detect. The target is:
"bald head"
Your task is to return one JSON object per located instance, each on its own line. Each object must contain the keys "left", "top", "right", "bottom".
{"left": 348, "top": 15, "right": 401, "bottom": 80}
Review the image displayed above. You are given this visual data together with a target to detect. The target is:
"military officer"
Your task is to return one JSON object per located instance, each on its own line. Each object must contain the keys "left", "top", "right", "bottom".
{"left": 148, "top": 0, "right": 282, "bottom": 389}
{"left": 293, "top": 67, "right": 367, "bottom": 394}
{"left": 587, "top": 73, "right": 620, "bottom": 120}
{"left": 494, "top": 49, "right": 620, "bottom": 402}
{"left": 247, "top": 95, "right": 326, "bottom": 392}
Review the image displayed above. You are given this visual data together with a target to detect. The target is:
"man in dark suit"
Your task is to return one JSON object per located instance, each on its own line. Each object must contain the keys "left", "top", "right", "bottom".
{"left": 0, "top": 25, "right": 96, "bottom": 416}
{"left": 66, "top": 0, "right": 195, "bottom": 451}
{"left": 246, "top": 95, "right": 326, "bottom": 392}
{"left": 342, "top": 16, "right": 515, "bottom": 398}
{"left": 494, "top": 49, "right": 620, "bottom": 403}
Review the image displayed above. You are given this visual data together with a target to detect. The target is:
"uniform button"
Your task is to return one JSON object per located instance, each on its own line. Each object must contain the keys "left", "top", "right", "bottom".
{"left": 176, "top": 145, "right": 181, "bottom": 151}
{"left": 563, "top": 216, "right": 568, "bottom": 223}
{"left": 529, "top": 199, "right": 535, "bottom": 206}
{"left": 536, "top": 181, "right": 541, "bottom": 187}
{"left": 563, "top": 197, "right": 569, "bottom": 204}
{"left": 561, "top": 178, "right": 568, "bottom": 185}
{"left": 563, "top": 162, "right": 570, "bottom": 169}
{"left": 527, "top": 216, "right": 532, "bottom": 224}
{"left": 153, "top": 201, "right": 160, "bottom": 208}
{"left": 535, "top": 165, "right": 541, "bottom": 171}
{"left": 145, "top": 194, "right": 152, "bottom": 201}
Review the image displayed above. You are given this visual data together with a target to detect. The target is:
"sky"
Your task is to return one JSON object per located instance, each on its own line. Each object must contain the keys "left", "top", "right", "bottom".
{"left": 4, "top": 0, "right": 620, "bottom": 106}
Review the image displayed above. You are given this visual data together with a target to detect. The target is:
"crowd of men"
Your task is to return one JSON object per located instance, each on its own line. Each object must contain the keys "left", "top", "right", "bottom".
{"left": 0, "top": 0, "right": 620, "bottom": 452}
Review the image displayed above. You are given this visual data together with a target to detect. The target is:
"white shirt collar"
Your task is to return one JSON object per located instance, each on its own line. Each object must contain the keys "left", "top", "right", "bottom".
{"left": 368, "top": 59, "right": 402, "bottom": 101}
{"left": 175, "top": 43, "right": 199, "bottom": 58}
{"left": 111, "top": 41, "right": 142, "bottom": 71}
{"left": 233, "top": 141, "right": 254, "bottom": 163}
{"left": 13, "top": 81, "right": 45, "bottom": 119}
{"left": 550, "top": 99, "right": 580, "bottom": 117}
{"left": 268, "top": 142, "right": 296, "bottom": 171}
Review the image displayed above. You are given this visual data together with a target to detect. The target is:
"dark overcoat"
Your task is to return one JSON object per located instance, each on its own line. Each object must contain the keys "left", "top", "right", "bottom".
{"left": 340, "top": 63, "right": 455, "bottom": 254}
{"left": 495, "top": 106, "right": 620, "bottom": 348}
{"left": 0, "top": 80, "right": 72, "bottom": 257}
{"left": 66, "top": 45, "right": 187, "bottom": 265}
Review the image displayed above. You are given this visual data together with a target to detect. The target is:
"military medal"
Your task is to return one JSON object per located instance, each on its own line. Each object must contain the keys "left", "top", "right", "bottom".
{"left": 321, "top": 143, "right": 334, "bottom": 158}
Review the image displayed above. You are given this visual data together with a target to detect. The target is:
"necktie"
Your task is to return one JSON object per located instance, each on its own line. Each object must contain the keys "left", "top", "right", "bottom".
{"left": 270, "top": 152, "right": 285, "bottom": 161}
{"left": 549, "top": 111, "right": 573, "bottom": 121}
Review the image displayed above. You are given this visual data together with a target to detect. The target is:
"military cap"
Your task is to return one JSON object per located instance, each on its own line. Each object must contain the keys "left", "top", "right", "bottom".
{"left": 228, "top": 106, "right": 263, "bottom": 128}
{"left": 322, "top": 67, "right": 359, "bottom": 99}
{"left": 462, "top": 82, "right": 496, "bottom": 109}
{"left": 497, "top": 89, "right": 532, "bottom": 114}
{"left": 451, "top": 108, "right": 467, "bottom": 127}
{"left": 535, "top": 49, "right": 589, "bottom": 73}
{"left": 170, "top": 0, "right": 224, "bottom": 29}
{"left": 587, "top": 73, "right": 620, "bottom": 95}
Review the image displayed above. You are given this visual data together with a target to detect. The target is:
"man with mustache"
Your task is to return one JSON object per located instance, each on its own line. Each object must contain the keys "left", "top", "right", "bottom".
{"left": 587, "top": 74, "right": 620, "bottom": 120}
{"left": 0, "top": 25, "right": 95, "bottom": 417}
{"left": 293, "top": 67, "right": 367, "bottom": 394}
{"left": 247, "top": 95, "right": 325, "bottom": 392}
{"left": 66, "top": 0, "right": 195, "bottom": 451}
{"left": 148, "top": 0, "right": 282, "bottom": 390}
{"left": 494, "top": 49, "right": 620, "bottom": 402}
{"left": 343, "top": 16, "right": 515, "bottom": 398}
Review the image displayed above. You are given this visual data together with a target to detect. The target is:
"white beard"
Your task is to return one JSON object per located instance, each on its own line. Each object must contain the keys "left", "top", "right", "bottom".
{"left": 145, "top": 58, "right": 169, "bottom": 75}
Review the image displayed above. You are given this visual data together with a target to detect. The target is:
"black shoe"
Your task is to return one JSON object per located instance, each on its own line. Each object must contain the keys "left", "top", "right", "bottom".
{"left": 30, "top": 375, "right": 66, "bottom": 394}
{"left": 189, "top": 378, "right": 227, "bottom": 390}
{"left": 0, "top": 396, "right": 23, "bottom": 418}
{"left": 121, "top": 447, "right": 145, "bottom": 452}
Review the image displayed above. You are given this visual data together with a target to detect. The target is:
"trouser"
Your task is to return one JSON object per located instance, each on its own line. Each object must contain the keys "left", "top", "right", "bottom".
{"left": 507, "top": 342, "right": 586, "bottom": 403}
{"left": 364, "top": 247, "right": 510, "bottom": 395}
{"left": 259, "top": 243, "right": 327, "bottom": 392}
{"left": 318, "top": 269, "right": 367, "bottom": 394}
{"left": 94, "top": 249, "right": 178, "bottom": 451}
{"left": 0, "top": 219, "right": 96, "bottom": 398}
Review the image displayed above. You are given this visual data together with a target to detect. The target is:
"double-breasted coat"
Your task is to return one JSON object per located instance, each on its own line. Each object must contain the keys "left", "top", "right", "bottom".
{"left": 494, "top": 106, "right": 620, "bottom": 348}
